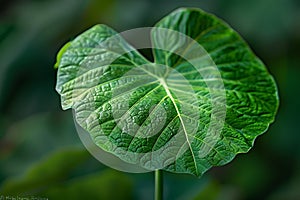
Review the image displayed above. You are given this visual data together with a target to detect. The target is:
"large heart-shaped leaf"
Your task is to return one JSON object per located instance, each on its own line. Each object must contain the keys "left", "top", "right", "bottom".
{"left": 55, "top": 8, "right": 278, "bottom": 177}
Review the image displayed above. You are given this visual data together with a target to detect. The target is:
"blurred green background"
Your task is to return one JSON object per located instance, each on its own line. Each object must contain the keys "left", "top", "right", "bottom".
{"left": 0, "top": 0, "right": 299, "bottom": 199}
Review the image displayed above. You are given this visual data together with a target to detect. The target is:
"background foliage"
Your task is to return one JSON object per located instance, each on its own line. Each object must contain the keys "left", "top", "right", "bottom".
{"left": 0, "top": 0, "right": 299, "bottom": 199}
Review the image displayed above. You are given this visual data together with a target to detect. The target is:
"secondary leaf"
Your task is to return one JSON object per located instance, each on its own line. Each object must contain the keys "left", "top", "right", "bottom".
{"left": 0, "top": 148, "right": 89, "bottom": 195}
{"left": 0, "top": 148, "right": 133, "bottom": 200}
{"left": 55, "top": 8, "right": 279, "bottom": 177}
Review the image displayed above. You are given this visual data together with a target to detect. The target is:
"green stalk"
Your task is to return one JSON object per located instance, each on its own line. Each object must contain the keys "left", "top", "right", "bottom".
{"left": 155, "top": 169, "right": 163, "bottom": 200}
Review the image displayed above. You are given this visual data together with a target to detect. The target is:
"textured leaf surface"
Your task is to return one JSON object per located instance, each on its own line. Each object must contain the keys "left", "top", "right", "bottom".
{"left": 55, "top": 8, "right": 279, "bottom": 176}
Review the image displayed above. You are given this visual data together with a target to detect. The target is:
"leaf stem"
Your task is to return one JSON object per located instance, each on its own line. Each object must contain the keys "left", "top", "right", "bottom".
{"left": 155, "top": 169, "right": 163, "bottom": 200}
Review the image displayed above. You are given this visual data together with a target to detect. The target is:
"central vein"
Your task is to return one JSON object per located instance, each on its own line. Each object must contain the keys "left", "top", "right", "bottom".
{"left": 159, "top": 77, "right": 198, "bottom": 173}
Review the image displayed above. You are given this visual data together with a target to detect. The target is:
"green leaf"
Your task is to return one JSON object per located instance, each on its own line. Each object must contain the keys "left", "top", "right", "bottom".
{"left": 43, "top": 169, "right": 133, "bottom": 200}
{"left": 0, "top": 148, "right": 133, "bottom": 200}
{"left": 0, "top": 148, "right": 90, "bottom": 195}
{"left": 55, "top": 8, "right": 279, "bottom": 177}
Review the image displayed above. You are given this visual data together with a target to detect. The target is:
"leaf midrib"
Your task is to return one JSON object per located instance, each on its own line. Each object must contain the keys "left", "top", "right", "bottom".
{"left": 159, "top": 77, "right": 199, "bottom": 174}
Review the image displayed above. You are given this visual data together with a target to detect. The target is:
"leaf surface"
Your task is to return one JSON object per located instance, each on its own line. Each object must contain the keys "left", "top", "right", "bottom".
{"left": 55, "top": 8, "right": 279, "bottom": 176}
